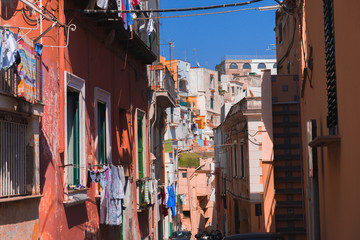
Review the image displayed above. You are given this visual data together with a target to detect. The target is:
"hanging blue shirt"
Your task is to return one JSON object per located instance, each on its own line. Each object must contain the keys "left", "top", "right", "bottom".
{"left": 167, "top": 185, "right": 176, "bottom": 216}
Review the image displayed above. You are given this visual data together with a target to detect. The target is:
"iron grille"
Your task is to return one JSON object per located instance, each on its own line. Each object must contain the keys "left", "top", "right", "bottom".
{"left": 323, "top": 0, "right": 338, "bottom": 134}
{"left": 0, "top": 119, "right": 27, "bottom": 197}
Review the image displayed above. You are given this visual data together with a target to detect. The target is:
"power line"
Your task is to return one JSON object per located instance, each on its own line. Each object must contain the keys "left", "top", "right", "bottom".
{"left": 66, "top": 0, "right": 263, "bottom": 14}
{"left": 132, "top": 6, "right": 259, "bottom": 20}
{"left": 131, "top": 5, "right": 279, "bottom": 20}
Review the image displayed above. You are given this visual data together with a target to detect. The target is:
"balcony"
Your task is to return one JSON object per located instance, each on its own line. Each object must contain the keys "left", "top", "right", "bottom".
{"left": 0, "top": 66, "right": 42, "bottom": 103}
{"left": 69, "top": 0, "right": 158, "bottom": 64}
{"left": 0, "top": 64, "right": 43, "bottom": 117}
{"left": 149, "top": 66, "right": 176, "bottom": 109}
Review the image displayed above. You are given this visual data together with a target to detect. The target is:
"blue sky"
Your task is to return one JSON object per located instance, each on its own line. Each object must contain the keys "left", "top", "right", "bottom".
{"left": 159, "top": 0, "right": 277, "bottom": 70}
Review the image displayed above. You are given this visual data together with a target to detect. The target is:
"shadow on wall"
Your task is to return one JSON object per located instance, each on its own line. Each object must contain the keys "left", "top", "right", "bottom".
{"left": 138, "top": 210, "right": 150, "bottom": 239}
{"left": 65, "top": 203, "right": 89, "bottom": 229}
{"left": 1, "top": 0, "right": 18, "bottom": 20}
{"left": 0, "top": 198, "right": 40, "bottom": 225}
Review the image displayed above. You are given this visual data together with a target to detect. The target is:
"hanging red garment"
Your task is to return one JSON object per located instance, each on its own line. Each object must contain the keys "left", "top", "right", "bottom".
{"left": 132, "top": 0, "right": 139, "bottom": 6}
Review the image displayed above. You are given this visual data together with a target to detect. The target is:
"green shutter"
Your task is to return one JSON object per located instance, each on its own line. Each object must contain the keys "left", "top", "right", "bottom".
{"left": 98, "top": 102, "right": 107, "bottom": 164}
{"left": 67, "top": 90, "right": 80, "bottom": 185}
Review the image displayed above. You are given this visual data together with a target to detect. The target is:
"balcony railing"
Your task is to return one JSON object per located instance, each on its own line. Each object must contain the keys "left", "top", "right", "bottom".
{"left": 149, "top": 66, "right": 176, "bottom": 102}
{"left": 0, "top": 56, "right": 43, "bottom": 103}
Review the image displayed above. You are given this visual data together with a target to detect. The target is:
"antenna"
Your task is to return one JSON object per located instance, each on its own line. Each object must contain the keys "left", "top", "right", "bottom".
{"left": 193, "top": 48, "right": 200, "bottom": 67}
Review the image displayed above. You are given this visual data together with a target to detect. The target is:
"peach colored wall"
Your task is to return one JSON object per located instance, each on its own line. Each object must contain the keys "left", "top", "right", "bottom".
{"left": 178, "top": 164, "right": 216, "bottom": 238}
{"left": 299, "top": 0, "right": 360, "bottom": 239}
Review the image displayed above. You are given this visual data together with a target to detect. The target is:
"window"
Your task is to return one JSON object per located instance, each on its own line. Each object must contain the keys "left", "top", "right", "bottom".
{"left": 278, "top": 22, "right": 283, "bottom": 44}
{"left": 283, "top": 116, "right": 290, "bottom": 122}
{"left": 0, "top": 114, "right": 28, "bottom": 197}
{"left": 242, "top": 63, "right": 251, "bottom": 69}
{"left": 233, "top": 144, "right": 238, "bottom": 177}
{"left": 136, "top": 110, "right": 146, "bottom": 204}
{"left": 273, "top": 63, "right": 277, "bottom": 68}
{"left": 95, "top": 87, "right": 111, "bottom": 166}
{"left": 170, "top": 107, "right": 174, "bottom": 122}
{"left": 240, "top": 143, "right": 245, "bottom": 177}
{"left": 229, "top": 63, "right": 238, "bottom": 69}
{"left": 137, "top": 113, "right": 145, "bottom": 179}
{"left": 210, "top": 75, "right": 215, "bottom": 89}
{"left": 210, "top": 97, "right": 214, "bottom": 109}
{"left": 282, "top": 85, "right": 289, "bottom": 92}
{"left": 231, "top": 87, "right": 235, "bottom": 94}
{"left": 257, "top": 63, "right": 266, "bottom": 69}
{"left": 182, "top": 172, "right": 187, "bottom": 178}
{"left": 67, "top": 90, "right": 80, "bottom": 185}
{"left": 272, "top": 97, "right": 278, "bottom": 103}
{"left": 65, "top": 72, "right": 86, "bottom": 187}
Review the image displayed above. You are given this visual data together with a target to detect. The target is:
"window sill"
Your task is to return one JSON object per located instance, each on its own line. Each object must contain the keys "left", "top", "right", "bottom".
{"left": 63, "top": 188, "right": 89, "bottom": 207}
{"left": 63, "top": 197, "right": 89, "bottom": 207}
{"left": 309, "top": 135, "right": 341, "bottom": 148}
{"left": 0, "top": 194, "right": 43, "bottom": 203}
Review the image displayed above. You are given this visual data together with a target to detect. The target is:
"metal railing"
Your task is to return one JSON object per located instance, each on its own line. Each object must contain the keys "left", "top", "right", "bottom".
{"left": 0, "top": 119, "right": 27, "bottom": 197}
{"left": 0, "top": 56, "right": 43, "bottom": 103}
{"left": 164, "top": 67, "right": 176, "bottom": 101}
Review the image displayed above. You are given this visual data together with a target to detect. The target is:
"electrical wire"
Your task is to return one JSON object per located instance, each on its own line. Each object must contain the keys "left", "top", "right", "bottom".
{"left": 67, "top": 0, "right": 263, "bottom": 14}
{"left": 132, "top": 6, "right": 272, "bottom": 20}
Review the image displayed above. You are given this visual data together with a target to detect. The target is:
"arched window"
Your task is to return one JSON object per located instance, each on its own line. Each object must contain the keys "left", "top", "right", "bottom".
{"left": 229, "top": 63, "right": 238, "bottom": 69}
{"left": 258, "top": 63, "right": 266, "bottom": 69}
{"left": 273, "top": 63, "right": 277, "bottom": 68}
{"left": 242, "top": 63, "right": 251, "bottom": 69}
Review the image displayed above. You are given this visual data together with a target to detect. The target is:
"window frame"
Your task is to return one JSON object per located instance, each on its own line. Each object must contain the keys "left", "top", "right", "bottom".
{"left": 233, "top": 143, "right": 238, "bottom": 177}
{"left": 240, "top": 143, "right": 245, "bottom": 178}
{"left": 257, "top": 63, "right": 266, "bottom": 69}
{"left": 229, "top": 63, "right": 238, "bottom": 69}
{"left": 135, "top": 109, "right": 147, "bottom": 180}
{"left": 242, "top": 63, "right": 251, "bottom": 70}
{"left": 94, "top": 87, "right": 112, "bottom": 165}
{"left": 64, "top": 72, "right": 86, "bottom": 188}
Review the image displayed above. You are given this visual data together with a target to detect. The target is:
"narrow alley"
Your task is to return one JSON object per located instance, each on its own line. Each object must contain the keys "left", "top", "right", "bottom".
{"left": 0, "top": 0, "right": 359, "bottom": 240}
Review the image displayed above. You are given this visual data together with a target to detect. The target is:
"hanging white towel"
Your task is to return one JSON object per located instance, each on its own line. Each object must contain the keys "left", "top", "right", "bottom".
{"left": 1, "top": 30, "right": 18, "bottom": 70}
{"left": 210, "top": 188, "right": 216, "bottom": 202}
{"left": 146, "top": 13, "right": 154, "bottom": 36}
{"left": 97, "top": 0, "right": 108, "bottom": 9}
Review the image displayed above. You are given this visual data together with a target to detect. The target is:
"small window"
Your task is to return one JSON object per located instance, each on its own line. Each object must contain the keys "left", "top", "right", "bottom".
{"left": 231, "top": 87, "right": 235, "bottom": 94}
{"left": 242, "top": 63, "right": 251, "bottom": 69}
{"left": 278, "top": 22, "right": 283, "bottom": 44}
{"left": 182, "top": 172, "right": 187, "bottom": 178}
{"left": 272, "top": 97, "right": 278, "bottom": 103}
{"left": 282, "top": 85, "right": 288, "bottom": 92}
{"left": 294, "top": 95, "right": 299, "bottom": 101}
{"left": 210, "top": 97, "right": 214, "bottom": 109}
{"left": 210, "top": 75, "right": 215, "bottom": 89}
{"left": 258, "top": 63, "right": 266, "bottom": 69}
{"left": 273, "top": 63, "right": 277, "bottom": 68}
{"left": 229, "top": 63, "right": 238, "bottom": 69}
